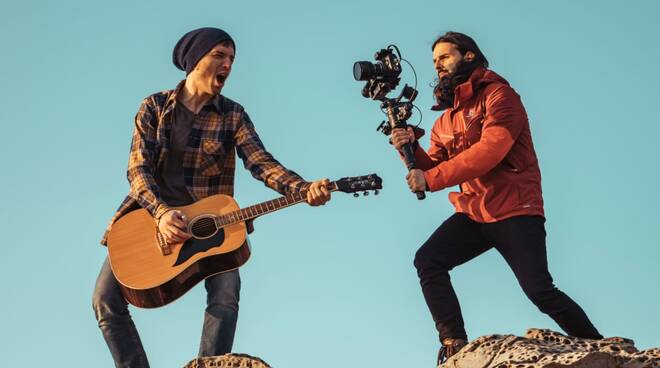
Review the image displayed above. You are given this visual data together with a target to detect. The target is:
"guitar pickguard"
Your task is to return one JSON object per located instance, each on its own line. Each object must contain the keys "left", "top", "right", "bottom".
{"left": 173, "top": 229, "right": 226, "bottom": 266}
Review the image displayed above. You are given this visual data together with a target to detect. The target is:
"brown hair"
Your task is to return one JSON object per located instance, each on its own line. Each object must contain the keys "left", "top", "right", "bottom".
{"left": 432, "top": 31, "right": 489, "bottom": 68}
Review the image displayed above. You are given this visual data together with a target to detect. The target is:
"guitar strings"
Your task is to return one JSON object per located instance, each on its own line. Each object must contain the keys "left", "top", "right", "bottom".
{"left": 187, "top": 187, "right": 343, "bottom": 236}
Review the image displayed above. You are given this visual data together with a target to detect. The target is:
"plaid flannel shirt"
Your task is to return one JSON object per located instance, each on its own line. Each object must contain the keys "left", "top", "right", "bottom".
{"left": 100, "top": 82, "right": 309, "bottom": 245}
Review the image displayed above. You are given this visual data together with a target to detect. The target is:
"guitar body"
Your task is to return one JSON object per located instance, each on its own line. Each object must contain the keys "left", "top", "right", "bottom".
{"left": 106, "top": 174, "right": 383, "bottom": 309}
{"left": 107, "top": 194, "right": 251, "bottom": 308}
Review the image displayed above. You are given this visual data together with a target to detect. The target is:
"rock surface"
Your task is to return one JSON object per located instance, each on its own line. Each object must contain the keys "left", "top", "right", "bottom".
{"left": 183, "top": 353, "right": 271, "bottom": 368}
{"left": 443, "top": 329, "right": 659, "bottom": 368}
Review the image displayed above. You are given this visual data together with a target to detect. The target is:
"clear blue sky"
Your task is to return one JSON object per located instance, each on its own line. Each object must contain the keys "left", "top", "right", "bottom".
{"left": 1, "top": 0, "right": 658, "bottom": 367}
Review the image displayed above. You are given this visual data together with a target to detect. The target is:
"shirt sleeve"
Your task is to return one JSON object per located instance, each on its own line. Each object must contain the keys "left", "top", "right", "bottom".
{"left": 423, "top": 85, "right": 526, "bottom": 191}
{"left": 235, "top": 111, "right": 309, "bottom": 194}
{"left": 126, "top": 98, "right": 172, "bottom": 219}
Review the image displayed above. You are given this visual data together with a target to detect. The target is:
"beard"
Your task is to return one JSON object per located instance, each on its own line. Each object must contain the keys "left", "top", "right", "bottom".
{"left": 431, "top": 58, "right": 480, "bottom": 111}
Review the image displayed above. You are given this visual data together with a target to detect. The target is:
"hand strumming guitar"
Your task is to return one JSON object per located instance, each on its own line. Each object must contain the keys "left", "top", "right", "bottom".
{"left": 158, "top": 210, "right": 191, "bottom": 244}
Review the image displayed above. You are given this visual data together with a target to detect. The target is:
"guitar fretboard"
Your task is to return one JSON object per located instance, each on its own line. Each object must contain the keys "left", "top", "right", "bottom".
{"left": 214, "top": 182, "right": 339, "bottom": 227}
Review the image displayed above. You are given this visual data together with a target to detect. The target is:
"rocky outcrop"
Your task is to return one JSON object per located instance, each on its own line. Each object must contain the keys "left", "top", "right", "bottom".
{"left": 184, "top": 353, "right": 271, "bottom": 368}
{"left": 443, "top": 329, "right": 659, "bottom": 368}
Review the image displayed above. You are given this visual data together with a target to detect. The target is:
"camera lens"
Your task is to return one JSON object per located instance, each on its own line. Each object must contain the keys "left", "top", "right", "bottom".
{"left": 353, "top": 61, "right": 376, "bottom": 81}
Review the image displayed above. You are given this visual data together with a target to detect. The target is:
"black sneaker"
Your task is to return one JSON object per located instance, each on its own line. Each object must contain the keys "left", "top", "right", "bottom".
{"left": 437, "top": 338, "right": 467, "bottom": 366}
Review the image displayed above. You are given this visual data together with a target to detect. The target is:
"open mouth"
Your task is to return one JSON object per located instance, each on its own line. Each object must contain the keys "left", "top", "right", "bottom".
{"left": 215, "top": 73, "right": 227, "bottom": 84}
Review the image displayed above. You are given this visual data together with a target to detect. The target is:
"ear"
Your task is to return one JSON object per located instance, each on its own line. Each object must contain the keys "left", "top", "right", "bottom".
{"left": 464, "top": 51, "right": 476, "bottom": 62}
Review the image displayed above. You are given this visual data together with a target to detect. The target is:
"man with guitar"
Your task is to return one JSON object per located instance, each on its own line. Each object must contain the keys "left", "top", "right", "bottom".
{"left": 390, "top": 32, "right": 602, "bottom": 365}
{"left": 93, "top": 27, "right": 331, "bottom": 367}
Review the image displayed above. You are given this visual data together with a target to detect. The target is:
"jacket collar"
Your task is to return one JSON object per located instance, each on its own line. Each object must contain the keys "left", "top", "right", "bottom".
{"left": 452, "top": 67, "right": 486, "bottom": 109}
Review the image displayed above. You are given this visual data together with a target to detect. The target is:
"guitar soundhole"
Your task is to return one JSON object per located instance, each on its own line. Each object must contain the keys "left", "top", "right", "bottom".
{"left": 190, "top": 216, "right": 218, "bottom": 239}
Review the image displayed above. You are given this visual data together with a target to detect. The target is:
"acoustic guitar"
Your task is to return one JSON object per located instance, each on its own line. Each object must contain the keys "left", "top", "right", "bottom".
{"left": 107, "top": 174, "right": 382, "bottom": 308}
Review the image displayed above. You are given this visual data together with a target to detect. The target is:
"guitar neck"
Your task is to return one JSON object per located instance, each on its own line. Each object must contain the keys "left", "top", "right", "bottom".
{"left": 214, "top": 182, "right": 339, "bottom": 227}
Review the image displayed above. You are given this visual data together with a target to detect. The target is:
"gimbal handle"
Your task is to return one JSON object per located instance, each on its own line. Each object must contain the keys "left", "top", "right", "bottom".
{"left": 383, "top": 100, "right": 426, "bottom": 201}
{"left": 401, "top": 142, "right": 426, "bottom": 200}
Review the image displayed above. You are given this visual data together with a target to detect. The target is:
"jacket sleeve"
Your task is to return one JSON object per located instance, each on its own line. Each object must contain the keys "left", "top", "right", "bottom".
{"left": 423, "top": 85, "right": 526, "bottom": 191}
{"left": 126, "top": 98, "right": 172, "bottom": 219}
{"left": 235, "top": 111, "right": 309, "bottom": 194}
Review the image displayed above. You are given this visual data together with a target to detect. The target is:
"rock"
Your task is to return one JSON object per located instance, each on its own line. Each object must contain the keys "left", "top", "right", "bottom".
{"left": 183, "top": 353, "right": 271, "bottom": 368}
{"left": 443, "top": 328, "right": 659, "bottom": 368}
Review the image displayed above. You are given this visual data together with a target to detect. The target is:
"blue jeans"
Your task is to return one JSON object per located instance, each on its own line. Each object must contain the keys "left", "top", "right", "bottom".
{"left": 92, "top": 257, "right": 240, "bottom": 368}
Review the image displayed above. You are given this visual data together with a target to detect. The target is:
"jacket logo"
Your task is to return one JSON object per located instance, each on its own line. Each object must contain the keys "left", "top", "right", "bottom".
{"left": 465, "top": 109, "right": 477, "bottom": 118}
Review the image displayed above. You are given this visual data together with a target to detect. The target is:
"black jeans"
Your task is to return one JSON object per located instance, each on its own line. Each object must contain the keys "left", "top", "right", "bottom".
{"left": 414, "top": 213, "right": 602, "bottom": 341}
{"left": 92, "top": 257, "right": 240, "bottom": 368}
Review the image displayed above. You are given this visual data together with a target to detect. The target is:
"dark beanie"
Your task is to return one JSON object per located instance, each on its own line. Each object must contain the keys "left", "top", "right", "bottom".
{"left": 173, "top": 27, "right": 235, "bottom": 74}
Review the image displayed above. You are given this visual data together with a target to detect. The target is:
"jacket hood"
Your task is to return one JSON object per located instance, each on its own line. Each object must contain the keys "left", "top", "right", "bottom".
{"left": 453, "top": 67, "right": 510, "bottom": 108}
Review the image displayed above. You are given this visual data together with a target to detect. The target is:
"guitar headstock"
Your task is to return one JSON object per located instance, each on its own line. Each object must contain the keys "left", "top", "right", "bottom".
{"left": 335, "top": 174, "right": 383, "bottom": 197}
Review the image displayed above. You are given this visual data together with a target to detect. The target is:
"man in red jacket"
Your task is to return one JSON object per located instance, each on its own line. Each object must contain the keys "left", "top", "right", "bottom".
{"left": 391, "top": 32, "right": 602, "bottom": 364}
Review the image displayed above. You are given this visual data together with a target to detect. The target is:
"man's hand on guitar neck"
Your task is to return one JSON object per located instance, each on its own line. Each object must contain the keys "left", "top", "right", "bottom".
{"left": 158, "top": 210, "right": 191, "bottom": 244}
{"left": 306, "top": 178, "right": 332, "bottom": 206}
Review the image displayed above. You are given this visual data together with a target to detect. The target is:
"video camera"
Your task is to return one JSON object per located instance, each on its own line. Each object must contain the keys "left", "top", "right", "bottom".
{"left": 353, "top": 47, "right": 403, "bottom": 100}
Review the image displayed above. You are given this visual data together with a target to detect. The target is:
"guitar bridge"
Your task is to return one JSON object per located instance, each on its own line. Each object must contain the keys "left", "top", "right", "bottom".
{"left": 156, "top": 228, "right": 172, "bottom": 256}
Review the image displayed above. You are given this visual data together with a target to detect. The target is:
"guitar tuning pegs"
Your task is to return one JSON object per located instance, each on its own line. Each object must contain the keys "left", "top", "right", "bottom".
{"left": 363, "top": 191, "right": 369, "bottom": 196}
{"left": 353, "top": 193, "right": 359, "bottom": 198}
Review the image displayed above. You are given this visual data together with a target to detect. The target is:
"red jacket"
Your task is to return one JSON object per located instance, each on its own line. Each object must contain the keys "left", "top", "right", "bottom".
{"left": 413, "top": 67, "right": 544, "bottom": 222}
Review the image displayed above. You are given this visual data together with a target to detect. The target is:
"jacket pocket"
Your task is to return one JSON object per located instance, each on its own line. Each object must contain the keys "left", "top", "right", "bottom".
{"left": 501, "top": 147, "right": 532, "bottom": 173}
{"left": 199, "top": 139, "right": 227, "bottom": 176}
{"left": 464, "top": 114, "right": 484, "bottom": 146}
